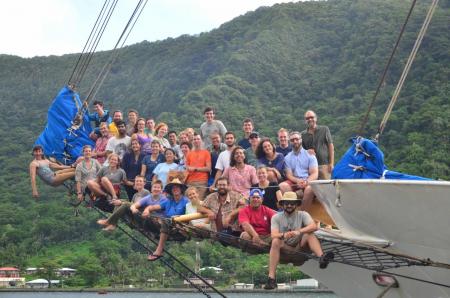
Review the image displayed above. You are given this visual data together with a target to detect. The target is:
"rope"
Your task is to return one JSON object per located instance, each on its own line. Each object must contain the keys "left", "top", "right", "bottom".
{"left": 72, "top": 0, "right": 119, "bottom": 88}
{"left": 69, "top": 0, "right": 148, "bottom": 130}
{"left": 375, "top": 0, "right": 440, "bottom": 141}
{"left": 68, "top": 0, "right": 119, "bottom": 88}
{"left": 84, "top": 0, "right": 149, "bottom": 105}
{"left": 92, "top": 206, "right": 226, "bottom": 298}
{"left": 357, "top": 0, "right": 417, "bottom": 136}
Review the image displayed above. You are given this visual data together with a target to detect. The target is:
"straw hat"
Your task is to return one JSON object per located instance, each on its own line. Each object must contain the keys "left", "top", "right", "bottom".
{"left": 164, "top": 178, "right": 187, "bottom": 195}
{"left": 279, "top": 191, "right": 301, "bottom": 203}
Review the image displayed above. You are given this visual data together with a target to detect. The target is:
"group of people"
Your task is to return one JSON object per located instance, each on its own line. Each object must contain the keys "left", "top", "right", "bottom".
{"left": 29, "top": 103, "right": 335, "bottom": 289}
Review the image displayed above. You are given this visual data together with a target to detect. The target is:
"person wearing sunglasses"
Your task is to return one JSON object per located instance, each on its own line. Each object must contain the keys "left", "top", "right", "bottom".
{"left": 279, "top": 131, "right": 318, "bottom": 211}
{"left": 264, "top": 192, "right": 334, "bottom": 290}
{"left": 301, "top": 110, "right": 334, "bottom": 180}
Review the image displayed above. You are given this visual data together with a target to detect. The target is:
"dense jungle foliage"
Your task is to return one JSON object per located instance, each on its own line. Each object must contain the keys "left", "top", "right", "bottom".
{"left": 0, "top": 0, "right": 448, "bottom": 288}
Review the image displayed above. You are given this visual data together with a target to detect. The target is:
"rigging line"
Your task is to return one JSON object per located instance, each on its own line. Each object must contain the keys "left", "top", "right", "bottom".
{"left": 84, "top": 0, "right": 146, "bottom": 104}
{"left": 357, "top": 0, "right": 417, "bottom": 136}
{"left": 73, "top": 0, "right": 120, "bottom": 88}
{"left": 375, "top": 0, "right": 440, "bottom": 141}
{"left": 378, "top": 269, "right": 450, "bottom": 289}
{"left": 91, "top": 208, "right": 215, "bottom": 298}
{"left": 68, "top": 0, "right": 110, "bottom": 86}
{"left": 92, "top": 206, "right": 226, "bottom": 298}
{"left": 319, "top": 228, "right": 450, "bottom": 269}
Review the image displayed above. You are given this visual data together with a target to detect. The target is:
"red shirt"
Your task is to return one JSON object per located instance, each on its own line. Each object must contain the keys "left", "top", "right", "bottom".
{"left": 238, "top": 205, "right": 277, "bottom": 236}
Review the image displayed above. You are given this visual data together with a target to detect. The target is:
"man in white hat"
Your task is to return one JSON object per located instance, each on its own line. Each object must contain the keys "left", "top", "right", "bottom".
{"left": 264, "top": 192, "right": 333, "bottom": 290}
{"left": 142, "top": 178, "right": 189, "bottom": 261}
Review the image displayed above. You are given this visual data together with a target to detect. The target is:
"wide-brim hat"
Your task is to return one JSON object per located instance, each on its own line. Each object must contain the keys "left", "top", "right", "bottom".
{"left": 279, "top": 191, "right": 301, "bottom": 203}
{"left": 164, "top": 178, "right": 187, "bottom": 195}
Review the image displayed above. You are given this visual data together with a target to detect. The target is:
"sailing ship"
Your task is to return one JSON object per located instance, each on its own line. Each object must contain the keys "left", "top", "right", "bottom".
{"left": 30, "top": 0, "right": 449, "bottom": 297}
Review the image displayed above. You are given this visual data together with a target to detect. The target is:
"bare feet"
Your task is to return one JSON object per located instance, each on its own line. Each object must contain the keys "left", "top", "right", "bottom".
{"left": 97, "top": 219, "right": 108, "bottom": 226}
{"left": 102, "top": 224, "right": 116, "bottom": 231}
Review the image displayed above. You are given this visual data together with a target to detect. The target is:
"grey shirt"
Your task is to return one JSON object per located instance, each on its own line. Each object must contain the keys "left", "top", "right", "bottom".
{"left": 98, "top": 167, "right": 127, "bottom": 184}
{"left": 301, "top": 125, "right": 333, "bottom": 165}
{"left": 131, "top": 189, "right": 151, "bottom": 203}
{"left": 271, "top": 211, "right": 314, "bottom": 246}
{"left": 200, "top": 120, "right": 227, "bottom": 148}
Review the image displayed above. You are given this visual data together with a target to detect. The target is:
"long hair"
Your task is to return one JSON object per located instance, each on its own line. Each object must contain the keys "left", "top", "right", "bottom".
{"left": 229, "top": 146, "right": 246, "bottom": 167}
{"left": 255, "top": 138, "right": 276, "bottom": 160}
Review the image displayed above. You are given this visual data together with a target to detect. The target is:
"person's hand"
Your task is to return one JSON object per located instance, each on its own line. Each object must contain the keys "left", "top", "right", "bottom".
{"left": 112, "top": 199, "right": 122, "bottom": 206}
{"left": 298, "top": 179, "right": 307, "bottom": 188}
{"left": 328, "top": 164, "right": 334, "bottom": 173}
{"left": 142, "top": 209, "right": 149, "bottom": 218}
{"left": 77, "top": 193, "right": 84, "bottom": 201}
{"left": 284, "top": 231, "right": 297, "bottom": 239}
{"left": 207, "top": 212, "right": 216, "bottom": 221}
{"left": 307, "top": 149, "right": 316, "bottom": 155}
{"left": 32, "top": 190, "right": 39, "bottom": 199}
{"left": 223, "top": 216, "right": 231, "bottom": 228}
{"left": 253, "top": 235, "right": 265, "bottom": 245}
{"left": 209, "top": 185, "right": 216, "bottom": 193}
{"left": 130, "top": 206, "right": 138, "bottom": 214}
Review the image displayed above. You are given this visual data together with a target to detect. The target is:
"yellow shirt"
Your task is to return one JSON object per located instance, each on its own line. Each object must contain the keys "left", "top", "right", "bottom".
{"left": 108, "top": 122, "right": 119, "bottom": 137}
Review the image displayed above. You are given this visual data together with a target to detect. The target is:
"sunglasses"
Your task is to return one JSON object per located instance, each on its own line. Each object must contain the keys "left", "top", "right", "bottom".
{"left": 251, "top": 196, "right": 262, "bottom": 199}
{"left": 283, "top": 202, "right": 298, "bottom": 206}
{"left": 305, "top": 116, "right": 315, "bottom": 120}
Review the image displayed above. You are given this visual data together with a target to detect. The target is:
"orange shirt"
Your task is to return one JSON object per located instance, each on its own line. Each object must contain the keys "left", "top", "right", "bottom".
{"left": 186, "top": 149, "right": 211, "bottom": 183}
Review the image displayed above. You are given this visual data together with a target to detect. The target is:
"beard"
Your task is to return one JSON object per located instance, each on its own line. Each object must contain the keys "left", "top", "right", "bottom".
{"left": 218, "top": 189, "right": 227, "bottom": 196}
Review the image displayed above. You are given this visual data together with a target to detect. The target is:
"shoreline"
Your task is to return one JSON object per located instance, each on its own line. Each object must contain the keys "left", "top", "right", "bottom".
{"left": 0, "top": 287, "right": 334, "bottom": 294}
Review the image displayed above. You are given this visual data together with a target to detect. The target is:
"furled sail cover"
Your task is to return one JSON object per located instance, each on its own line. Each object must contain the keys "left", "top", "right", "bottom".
{"left": 332, "top": 137, "right": 430, "bottom": 180}
{"left": 35, "top": 86, "right": 94, "bottom": 165}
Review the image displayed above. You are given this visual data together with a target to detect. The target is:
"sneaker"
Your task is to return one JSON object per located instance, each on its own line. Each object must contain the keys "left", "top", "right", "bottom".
{"left": 319, "top": 251, "right": 335, "bottom": 269}
{"left": 263, "top": 277, "right": 277, "bottom": 290}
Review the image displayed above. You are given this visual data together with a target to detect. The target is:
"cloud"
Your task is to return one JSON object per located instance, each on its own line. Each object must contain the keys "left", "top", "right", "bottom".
{"left": 0, "top": 0, "right": 296, "bottom": 57}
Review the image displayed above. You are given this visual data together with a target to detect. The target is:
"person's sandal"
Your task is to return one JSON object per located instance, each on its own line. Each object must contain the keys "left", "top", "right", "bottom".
{"left": 263, "top": 277, "right": 277, "bottom": 290}
{"left": 319, "top": 251, "right": 335, "bottom": 269}
{"left": 147, "top": 254, "right": 163, "bottom": 262}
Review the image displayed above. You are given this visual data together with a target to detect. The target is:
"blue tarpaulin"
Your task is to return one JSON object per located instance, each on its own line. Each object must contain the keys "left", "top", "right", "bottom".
{"left": 35, "top": 86, "right": 94, "bottom": 164}
{"left": 332, "top": 137, "right": 431, "bottom": 180}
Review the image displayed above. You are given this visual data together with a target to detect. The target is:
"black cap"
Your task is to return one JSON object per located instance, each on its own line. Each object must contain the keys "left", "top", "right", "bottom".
{"left": 249, "top": 131, "right": 259, "bottom": 138}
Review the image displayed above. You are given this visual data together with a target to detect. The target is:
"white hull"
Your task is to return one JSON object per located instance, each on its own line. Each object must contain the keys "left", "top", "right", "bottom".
{"left": 303, "top": 179, "right": 450, "bottom": 298}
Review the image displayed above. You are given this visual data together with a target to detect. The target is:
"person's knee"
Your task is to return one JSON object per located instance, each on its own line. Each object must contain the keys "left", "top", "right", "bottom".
{"left": 271, "top": 238, "right": 282, "bottom": 248}
{"left": 100, "top": 177, "right": 110, "bottom": 184}
{"left": 279, "top": 182, "right": 290, "bottom": 192}
{"left": 240, "top": 232, "right": 251, "bottom": 240}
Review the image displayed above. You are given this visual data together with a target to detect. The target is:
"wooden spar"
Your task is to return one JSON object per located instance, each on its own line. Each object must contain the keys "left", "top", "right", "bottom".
{"left": 304, "top": 198, "right": 336, "bottom": 227}
{"left": 173, "top": 212, "right": 207, "bottom": 222}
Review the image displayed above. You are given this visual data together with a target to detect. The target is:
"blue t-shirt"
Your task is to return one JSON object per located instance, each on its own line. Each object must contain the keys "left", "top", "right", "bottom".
{"left": 121, "top": 151, "right": 144, "bottom": 180}
{"left": 138, "top": 194, "right": 168, "bottom": 216}
{"left": 284, "top": 148, "right": 318, "bottom": 179}
{"left": 88, "top": 109, "right": 112, "bottom": 127}
{"left": 160, "top": 196, "right": 189, "bottom": 218}
{"left": 276, "top": 145, "right": 292, "bottom": 156}
{"left": 238, "top": 138, "right": 251, "bottom": 150}
{"left": 257, "top": 152, "right": 285, "bottom": 174}
{"left": 142, "top": 153, "right": 165, "bottom": 182}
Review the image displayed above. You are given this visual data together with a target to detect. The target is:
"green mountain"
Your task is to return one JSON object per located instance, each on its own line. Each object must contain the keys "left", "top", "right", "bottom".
{"left": 0, "top": 0, "right": 448, "bottom": 287}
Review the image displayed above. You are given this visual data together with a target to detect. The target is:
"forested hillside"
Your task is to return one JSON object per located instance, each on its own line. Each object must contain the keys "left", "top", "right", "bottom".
{"left": 0, "top": 0, "right": 448, "bottom": 287}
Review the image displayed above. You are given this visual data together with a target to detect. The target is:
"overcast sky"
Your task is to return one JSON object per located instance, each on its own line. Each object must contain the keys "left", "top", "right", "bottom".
{"left": 0, "top": 0, "right": 296, "bottom": 58}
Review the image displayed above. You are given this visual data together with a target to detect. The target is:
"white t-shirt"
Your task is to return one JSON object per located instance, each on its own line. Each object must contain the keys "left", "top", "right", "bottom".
{"left": 215, "top": 150, "right": 231, "bottom": 171}
{"left": 105, "top": 136, "right": 131, "bottom": 161}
